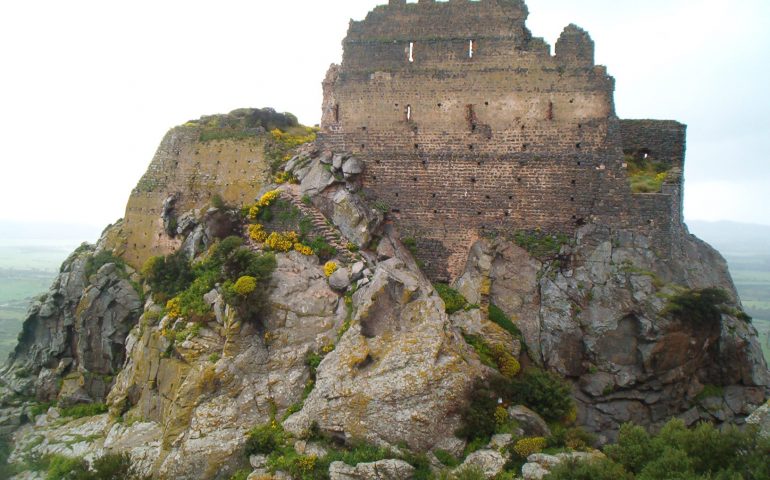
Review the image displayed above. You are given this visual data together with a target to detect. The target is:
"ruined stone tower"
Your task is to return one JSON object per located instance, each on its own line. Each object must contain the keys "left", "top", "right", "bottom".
{"left": 320, "top": 0, "right": 686, "bottom": 280}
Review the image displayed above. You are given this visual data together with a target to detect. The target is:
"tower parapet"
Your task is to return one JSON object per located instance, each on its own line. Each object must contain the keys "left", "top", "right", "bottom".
{"left": 321, "top": 1, "right": 685, "bottom": 280}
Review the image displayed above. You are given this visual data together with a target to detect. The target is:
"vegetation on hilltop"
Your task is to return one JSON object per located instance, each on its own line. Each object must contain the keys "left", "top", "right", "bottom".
{"left": 625, "top": 154, "right": 672, "bottom": 193}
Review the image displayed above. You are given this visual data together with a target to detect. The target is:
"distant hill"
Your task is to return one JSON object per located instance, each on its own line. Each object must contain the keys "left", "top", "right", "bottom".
{"left": 0, "top": 220, "right": 102, "bottom": 244}
{"left": 687, "top": 220, "right": 770, "bottom": 256}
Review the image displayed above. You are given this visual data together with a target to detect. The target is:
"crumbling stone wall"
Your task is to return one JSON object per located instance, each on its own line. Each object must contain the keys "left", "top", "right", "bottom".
{"left": 320, "top": 0, "right": 686, "bottom": 280}
{"left": 117, "top": 127, "right": 270, "bottom": 269}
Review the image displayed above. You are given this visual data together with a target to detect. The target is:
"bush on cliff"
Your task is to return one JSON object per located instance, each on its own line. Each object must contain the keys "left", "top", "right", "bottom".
{"left": 545, "top": 419, "right": 770, "bottom": 480}
{"left": 663, "top": 287, "right": 731, "bottom": 326}
{"left": 508, "top": 368, "right": 574, "bottom": 423}
{"left": 434, "top": 283, "right": 467, "bottom": 314}
{"left": 144, "top": 236, "right": 275, "bottom": 322}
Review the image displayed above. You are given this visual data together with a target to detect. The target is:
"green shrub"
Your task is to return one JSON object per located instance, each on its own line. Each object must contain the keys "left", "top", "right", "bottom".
{"left": 91, "top": 452, "right": 137, "bottom": 479}
{"left": 141, "top": 252, "right": 194, "bottom": 301}
{"left": 306, "top": 236, "right": 336, "bottom": 261}
{"left": 228, "top": 470, "right": 251, "bottom": 480}
{"left": 513, "top": 230, "right": 570, "bottom": 260}
{"left": 508, "top": 368, "right": 574, "bottom": 422}
{"left": 59, "top": 403, "right": 108, "bottom": 419}
{"left": 453, "top": 465, "right": 487, "bottom": 480}
{"left": 245, "top": 422, "right": 286, "bottom": 456}
{"left": 663, "top": 287, "right": 730, "bottom": 325}
{"left": 455, "top": 379, "right": 499, "bottom": 442}
{"left": 545, "top": 457, "right": 633, "bottom": 480}
{"left": 434, "top": 283, "right": 468, "bottom": 314}
{"left": 605, "top": 419, "right": 770, "bottom": 480}
{"left": 433, "top": 449, "right": 460, "bottom": 467}
{"left": 85, "top": 250, "right": 126, "bottom": 279}
{"left": 488, "top": 304, "right": 524, "bottom": 341}
{"left": 45, "top": 455, "right": 90, "bottom": 480}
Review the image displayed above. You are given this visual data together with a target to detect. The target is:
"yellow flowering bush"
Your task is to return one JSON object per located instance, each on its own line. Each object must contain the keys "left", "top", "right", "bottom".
{"left": 166, "top": 297, "right": 182, "bottom": 320}
{"left": 232, "top": 276, "right": 257, "bottom": 296}
{"left": 258, "top": 189, "right": 281, "bottom": 207}
{"left": 321, "top": 343, "right": 335, "bottom": 354}
{"left": 248, "top": 205, "right": 261, "bottom": 220}
{"left": 265, "top": 232, "right": 295, "bottom": 252}
{"left": 294, "top": 243, "right": 314, "bottom": 256}
{"left": 492, "top": 344, "right": 521, "bottom": 379}
{"left": 324, "top": 261, "right": 338, "bottom": 277}
{"left": 513, "top": 437, "right": 547, "bottom": 458}
{"left": 274, "top": 171, "right": 297, "bottom": 185}
{"left": 248, "top": 224, "right": 268, "bottom": 242}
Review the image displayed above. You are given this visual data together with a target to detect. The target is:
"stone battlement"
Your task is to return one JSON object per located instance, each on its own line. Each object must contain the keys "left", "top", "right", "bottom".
{"left": 320, "top": 0, "right": 686, "bottom": 280}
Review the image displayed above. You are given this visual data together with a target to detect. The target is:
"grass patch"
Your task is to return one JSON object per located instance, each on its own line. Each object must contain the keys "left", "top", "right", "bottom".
{"left": 59, "top": 402, "right": 108, "bottom": 419}
{"left": 513, "top": 230, "right": 570, "bottom": 261}
{"left": 434, "top": 283, "right": 468, "bottom": 314}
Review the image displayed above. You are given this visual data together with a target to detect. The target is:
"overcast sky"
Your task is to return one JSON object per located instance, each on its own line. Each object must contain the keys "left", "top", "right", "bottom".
{"left": 1, "top": 0, "right": 768, "bottom": 236}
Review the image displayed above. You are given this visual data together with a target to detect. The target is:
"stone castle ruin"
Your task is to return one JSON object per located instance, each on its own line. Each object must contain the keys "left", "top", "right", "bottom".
{"left": 320, "top": 0, "right": 686, "bottom": 280}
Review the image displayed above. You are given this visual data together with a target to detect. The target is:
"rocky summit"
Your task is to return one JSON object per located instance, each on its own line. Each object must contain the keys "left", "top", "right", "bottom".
{"left": 1, "top": 1, "right": 769, "bottom": 479}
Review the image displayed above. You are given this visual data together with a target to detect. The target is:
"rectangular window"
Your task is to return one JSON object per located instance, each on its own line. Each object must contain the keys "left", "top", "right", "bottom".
{"left": 408, "top": 42, "right": 414, "bottom": 63}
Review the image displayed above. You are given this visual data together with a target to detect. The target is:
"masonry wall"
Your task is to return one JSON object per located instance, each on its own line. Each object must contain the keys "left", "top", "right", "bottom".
{"left": 116, "top": 128, "right": 270, "bottom": 269}
{"left": 321, "top": 0, "right": 685, "bottom": 280}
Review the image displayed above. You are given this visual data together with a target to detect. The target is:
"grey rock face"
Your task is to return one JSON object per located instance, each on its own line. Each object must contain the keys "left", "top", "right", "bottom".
{"left": 104, "top": 251, "right": 343, "bottom": 479}
{"left": 284, "top": 258, "right": 484, "bottom": 452}
{"left": 458, "top": 449, "right": 506, "bottom": 478}
{"left": 1, "top": 240, "right": 142, "bottom": 404}
{"left": 507, "top": 406, "right": 551, "bottom": 437}
{"left": 329, "top": 459, "right": 415, "bottom": 480}
{"left": 329, "top": 267, "right": 352, "bottom": 291}
{"left": 746, "top": 400, "right": 770, "bottom": 438}
{"left": 458, "top": 225, "right": 770, "bottom": 441}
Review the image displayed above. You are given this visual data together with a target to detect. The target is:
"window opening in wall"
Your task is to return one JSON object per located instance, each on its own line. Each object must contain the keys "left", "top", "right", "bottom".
{"left": 361, "top": 126, "right": 367, "bottom": 131}
{"left": 508, "top": 195, "right": 513, "bottom": 200}
{"left": 485, "top": 195, "right": 491, "bottom": 200}
{"left": 437, "top": 103, "right": 442, "bottom": 107}
{"left": 414, "top": 143, "right": 419, "bottom": 149}
{"left": 547, "top": 101, "right": 554, "bottom": 121}
{"left": 469, "top": 40, "right": 475, "bottom": 58}
{"left": 469, "top": 144, "right": 474, "bottom": 150}
{"left": 432, "top": 193, "right": 436, "bottom": 198}
{"left": 406, "top": 105, "right": 412, "bottom": 121}
{"left": 334, "top": 104, "right": 340, "bottom": 122}
{"left": 576, "top": 143, "right": 581, "bottom": 149}
{"left": 361, "top": 144, "right": 365, "bottom": 149}
{"left": 485, "top": 101, "right": 489, "bottom": 106}
{"left": 408, "top": 42, "right": 414, "bottom": 62}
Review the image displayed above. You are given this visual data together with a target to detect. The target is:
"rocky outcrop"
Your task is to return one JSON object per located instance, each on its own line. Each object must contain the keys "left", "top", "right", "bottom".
{"left": 457, "top": 225, "right": 770, "bottom": 441}
{"left": 329, "top": 459, "right": 415, "bottom": 480}
{"left": 284, "top": 256, "right": 484, "bottom": 453}
{"left": 288, "top": 149, "right": 382, "bottom": 249}
{"left": 0, "top": 235, "right": 143, "bottom": 405}
{"left": 104, "top": 251, "right": 344, "bottom": 479}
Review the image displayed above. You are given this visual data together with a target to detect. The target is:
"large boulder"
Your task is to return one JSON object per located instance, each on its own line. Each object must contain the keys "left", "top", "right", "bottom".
{"left": 329, "top": 459, "right": 415, "bottom": 480}
{"left": 284, "top": 258, "right": 484, "bottom": 453}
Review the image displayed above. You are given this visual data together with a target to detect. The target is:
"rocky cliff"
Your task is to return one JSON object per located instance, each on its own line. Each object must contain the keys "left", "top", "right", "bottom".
{"left": 0, "top": 111, "right": 768, "bottom": 480}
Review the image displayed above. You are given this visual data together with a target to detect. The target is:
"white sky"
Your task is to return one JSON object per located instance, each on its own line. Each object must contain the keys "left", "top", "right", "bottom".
{"left": 0, "top": 0, "right": 768, "bottom": 232}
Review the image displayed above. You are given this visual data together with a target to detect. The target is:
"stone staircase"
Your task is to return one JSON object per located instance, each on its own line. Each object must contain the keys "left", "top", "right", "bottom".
{"left": 279, "top": 185, "right": 357, "bottom": 263}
